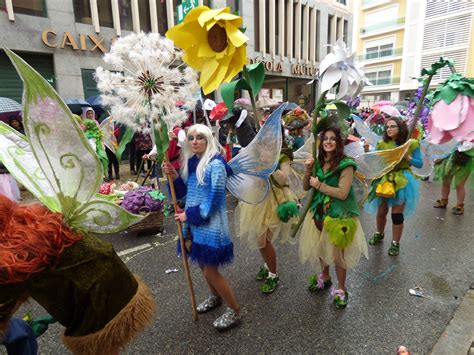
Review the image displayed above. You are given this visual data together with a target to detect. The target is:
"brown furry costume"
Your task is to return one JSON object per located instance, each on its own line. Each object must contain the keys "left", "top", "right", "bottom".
{"left": 0, "top": 196, "right": 156, "bottom": 354}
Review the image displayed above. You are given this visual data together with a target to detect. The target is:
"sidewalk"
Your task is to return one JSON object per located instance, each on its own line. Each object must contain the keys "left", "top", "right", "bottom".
{"left": 431, "top": 285, "right": 474, "bottom": 355}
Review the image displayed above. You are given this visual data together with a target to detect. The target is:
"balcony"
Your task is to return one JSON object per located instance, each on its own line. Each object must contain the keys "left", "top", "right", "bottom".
{"left": 358, "top": 47, "right": 403, "bottom": 61}
{"left": 368, "top": 77, "right": 400, "bottom": 86}
{"left": 360, "top": 17, "right": 405, "bottom": 35}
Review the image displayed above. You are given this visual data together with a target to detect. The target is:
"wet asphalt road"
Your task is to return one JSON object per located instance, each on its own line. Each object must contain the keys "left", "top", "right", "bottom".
{"left": 11, "top": 179, "right": 474, "bottom": 354}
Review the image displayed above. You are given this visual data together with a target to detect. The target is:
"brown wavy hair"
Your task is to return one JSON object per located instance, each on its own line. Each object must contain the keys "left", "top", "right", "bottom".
{"left": 0, "top": 195, "right": 82, "bottom": 284}
{"left": 383, "top": 117, "right": 408, "bottom": 145}
{"left": 318, "top": 125, "right": 345, "bottom": 171}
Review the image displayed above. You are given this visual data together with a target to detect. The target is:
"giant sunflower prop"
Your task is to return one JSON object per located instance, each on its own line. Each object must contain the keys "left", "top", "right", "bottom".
{"left": 166, "top": 6, "right": 248, "bottom": 95}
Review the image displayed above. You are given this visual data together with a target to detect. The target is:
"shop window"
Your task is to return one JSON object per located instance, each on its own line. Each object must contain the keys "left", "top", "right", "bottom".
{"left": 0, "top": 0, "right": 47, "bottom": 17}
{"left": 138, "top": 0, "right": 151, "bottom": 32}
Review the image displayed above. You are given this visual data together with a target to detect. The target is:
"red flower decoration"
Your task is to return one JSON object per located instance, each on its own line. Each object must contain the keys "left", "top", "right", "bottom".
{"left": 210, "top": 102, "right": 228, "bottom": 121}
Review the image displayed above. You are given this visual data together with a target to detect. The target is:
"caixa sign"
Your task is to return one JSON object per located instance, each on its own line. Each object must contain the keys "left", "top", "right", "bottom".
{"left": 41, "top": 30, "right": 115, "bottom": 54}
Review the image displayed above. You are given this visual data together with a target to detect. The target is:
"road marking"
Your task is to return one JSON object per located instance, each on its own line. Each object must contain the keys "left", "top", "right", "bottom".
{"left": 118, "top": 243, "right": 152, "bottom": 256}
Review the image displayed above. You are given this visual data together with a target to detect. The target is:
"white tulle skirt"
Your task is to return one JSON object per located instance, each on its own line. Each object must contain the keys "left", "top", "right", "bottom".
{"left": 298, "top": 212, "right": 368, "bottom": 270}
{"left": 235, "top": 185, "right": 298, "bottom": 249}
{"left": 0, "top": 174, "right": 21, "bottom": 201}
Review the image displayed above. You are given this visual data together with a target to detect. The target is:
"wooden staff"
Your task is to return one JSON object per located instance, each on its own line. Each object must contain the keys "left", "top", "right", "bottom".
{"left": 164, "top": 155, "right": 198, "bottom": 321}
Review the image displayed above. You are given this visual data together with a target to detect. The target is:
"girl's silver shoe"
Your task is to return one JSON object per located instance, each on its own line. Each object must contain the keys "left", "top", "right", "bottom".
{"left": 212, "top": 307, "right": 241, "bottom": 330}
{"left": 196, "top": 295, "right": 222, "bottom": 314}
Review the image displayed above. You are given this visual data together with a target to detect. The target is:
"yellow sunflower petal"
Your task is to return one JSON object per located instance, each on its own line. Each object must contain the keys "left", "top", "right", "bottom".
{"left": 225, "top": 23, "right": 248, "bottom": 47}
{"left": 200, "top": 60, "right": 221, "bottom": 94}
{"left": 183, "top": 6, "right": 210, "bottom": 24}
{"left": 205, "top": 19, "right": 218, "bottom": 31}
{"left": 166, "top": 21, "right": 206, "bottom": 49}
{"left": 198, "top": 7, "right": 229, "bottom": 27}
{"left": 215, "top": 12, "right": 243, "bottom": 27}
{"left": 223, "top": 45, "right": 247, "bottom": 82}
{"left": 197, "top": 40, "right": 217, "bottom": 58}
{"left": 183, "top": 45, "right": 207, "bottom": 71}
{"left": 202, "top": 55, "right": 233, "bottom": 94}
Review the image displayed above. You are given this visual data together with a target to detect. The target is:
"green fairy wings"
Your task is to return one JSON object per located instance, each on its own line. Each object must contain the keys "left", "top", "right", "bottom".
{"left": 0, "top": 49, "right": 142, "bottom": 233}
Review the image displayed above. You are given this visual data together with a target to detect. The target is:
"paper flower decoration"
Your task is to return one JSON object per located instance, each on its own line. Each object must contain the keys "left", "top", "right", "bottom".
{"left": 166, "top": 6, "right": 249, "bottom": 95}
{"left": 318, "top": 40, "right": 371, "bottom": 99}
{"left": 428, "top": 74, "right": 474, "bottom": 144}
{"left": 95, "top": 32, "right": 200, "bottom": 133}
{"left": 209, "top": 102, "right": 228, "bottom": 121}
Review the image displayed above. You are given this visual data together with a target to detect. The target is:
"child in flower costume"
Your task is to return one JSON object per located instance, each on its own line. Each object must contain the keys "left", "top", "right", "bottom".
{"left": 433, "top": 146, "right": 473, "bottom": 215}
{"left": 299, "top": 125, "right": 368, "bottom": 309}
{"left": 236, "top": 131, "right": 299, "bottom": 294}
{"left": 365, "top": 117, "right": 423, "bottom": 256}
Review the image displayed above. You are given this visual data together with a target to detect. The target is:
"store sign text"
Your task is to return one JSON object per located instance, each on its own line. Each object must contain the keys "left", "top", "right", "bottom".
{"left": 41, "top": 30, "right": 113, "bottom": 54}
{"left": 249, "top": 57, "right": 317, "bottom": 77}
{"left": 248, "top": 58, "right": 283, "bottom": 73}
{"left": 291, "top": 64, "right": 317, "bottom": 77}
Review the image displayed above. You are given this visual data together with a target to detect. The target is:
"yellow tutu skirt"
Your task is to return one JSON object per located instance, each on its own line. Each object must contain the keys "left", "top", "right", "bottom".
{"left": 298, "top": 212, "right": 368, "bottom": 270}
{"left": 235, "top": 186, "right": 298, "bottom": 249}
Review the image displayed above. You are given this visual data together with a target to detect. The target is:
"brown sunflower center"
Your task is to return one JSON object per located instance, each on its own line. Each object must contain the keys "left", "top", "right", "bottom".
{"left": 207, "top": 25, "right": 228, "bottom": 53}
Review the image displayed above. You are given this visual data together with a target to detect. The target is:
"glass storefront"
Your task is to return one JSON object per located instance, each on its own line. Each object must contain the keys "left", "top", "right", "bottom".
{"left": 259, "top": 75, "right": 316, "bottom": 113}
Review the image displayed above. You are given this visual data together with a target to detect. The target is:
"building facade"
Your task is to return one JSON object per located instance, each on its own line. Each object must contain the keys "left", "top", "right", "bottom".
{"left": 0, "top": 0, "right": 353, "bottom": 110}
{"left": 353, "top": 0, "right": 474, "bottom": 107}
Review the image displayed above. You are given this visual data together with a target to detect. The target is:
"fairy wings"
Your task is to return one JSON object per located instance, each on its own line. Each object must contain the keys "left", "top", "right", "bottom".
{"left": 0, "top": 49, "right": 142, "bottom": 233}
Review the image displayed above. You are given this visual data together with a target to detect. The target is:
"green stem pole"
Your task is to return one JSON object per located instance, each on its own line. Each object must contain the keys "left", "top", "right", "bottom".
{"left": 408, "top": 75, "right": 433, "bottom": 138}
{"left": 291, "top": 90, "right": 328, "bottom": 239}
{"left": 242, "top": 66, "right": 261, "bottom": 131}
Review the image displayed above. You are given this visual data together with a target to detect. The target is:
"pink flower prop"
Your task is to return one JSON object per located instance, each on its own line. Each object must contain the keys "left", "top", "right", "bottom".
{"left": 428, "top": 95, "right": 474, "bottom": 144}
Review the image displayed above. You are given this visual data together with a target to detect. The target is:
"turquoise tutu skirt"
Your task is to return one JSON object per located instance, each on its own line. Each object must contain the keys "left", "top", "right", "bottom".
{"left": 365, "top": 171, "right": 421, "bottom": 219}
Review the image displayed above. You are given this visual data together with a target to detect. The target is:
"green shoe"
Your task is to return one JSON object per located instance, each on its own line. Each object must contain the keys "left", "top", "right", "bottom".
{"left": 368, "top": 232, "right": 384, "bottom": 245}
{"left": 261, "top": 276, "right": 279, "bottom": 294}
{"left": 308, "top": 273, "right": 332, "bottom": 292}
{"left": 331, "top": 288, "right": 348, "bottom": 309}
{"left": 255, "top": 266, "right": 269, "bottom": 281}
{"left": 388, "top": 241, "right": 400, "bottom": 256}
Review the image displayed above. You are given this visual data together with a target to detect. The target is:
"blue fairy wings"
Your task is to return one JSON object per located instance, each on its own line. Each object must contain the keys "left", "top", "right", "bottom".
{"left": 0, "top": 49, "right": 142, "bottom": 233}
{"left": 226, "top": 104, "right": 286, "bottom": 204}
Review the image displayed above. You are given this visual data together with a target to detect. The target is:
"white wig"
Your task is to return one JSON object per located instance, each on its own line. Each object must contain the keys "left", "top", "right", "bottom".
{"left": 180, "top": 124, "right": 220, "bottom": 185}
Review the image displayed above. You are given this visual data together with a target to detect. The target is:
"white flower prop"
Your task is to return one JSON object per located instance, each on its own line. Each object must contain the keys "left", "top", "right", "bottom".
{"left": 96, "top": 32, "right": 200, "bottom": 132}
{"left": 318, "top": 40, "right": 371, "bottom": 100}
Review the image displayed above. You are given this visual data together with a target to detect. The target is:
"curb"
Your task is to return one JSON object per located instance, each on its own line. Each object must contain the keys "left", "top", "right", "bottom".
{"left": 431, "top": 288, "right": 474, "bottom": 355}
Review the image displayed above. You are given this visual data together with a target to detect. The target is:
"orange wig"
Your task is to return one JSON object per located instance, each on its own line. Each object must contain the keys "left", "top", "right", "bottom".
{"left": 0, "top": 195, "right": 81, "bottom": 284}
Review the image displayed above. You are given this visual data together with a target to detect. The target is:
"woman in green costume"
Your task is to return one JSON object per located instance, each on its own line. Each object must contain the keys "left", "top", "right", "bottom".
{"left": 299, "top": 125, "right": 368, "bottom": 309}
{"left": 433, "top": 147, "right": 473, "bottom": 215}
{"left": 365, "top": 117, "right": 423, "bottom": 256}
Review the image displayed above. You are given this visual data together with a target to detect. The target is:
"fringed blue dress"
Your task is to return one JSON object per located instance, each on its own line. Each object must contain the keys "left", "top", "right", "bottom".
{"left": 174, "top": 155, "right": 234, "bottom": 267}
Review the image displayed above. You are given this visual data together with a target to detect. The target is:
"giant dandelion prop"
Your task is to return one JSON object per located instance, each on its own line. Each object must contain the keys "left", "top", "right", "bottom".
{"left": 96, "top": 32, "right": 200, "bottom": 321}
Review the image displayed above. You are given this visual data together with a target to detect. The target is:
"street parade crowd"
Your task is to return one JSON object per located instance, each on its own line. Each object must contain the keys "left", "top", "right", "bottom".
{"left": 1, "top": 6, "right": 473, "bottom": 355}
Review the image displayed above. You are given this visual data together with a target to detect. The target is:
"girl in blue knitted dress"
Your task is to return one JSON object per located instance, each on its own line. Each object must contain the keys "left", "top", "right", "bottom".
{"left": 163, "top": 124, "right": 240, "bottom": 331}
{"left": 365, "top": 117, "right": 423, "bottom": 256}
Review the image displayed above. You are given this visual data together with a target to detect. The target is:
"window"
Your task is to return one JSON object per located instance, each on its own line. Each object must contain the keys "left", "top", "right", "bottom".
{"left": 81, "top": 69, "right": 100, "bottom": 99}
{"left": 138, "top": 0, "right": 151, "bottom": 32}
{"left": 336, "top": 0, "right": 347, "bottom": 5}
{"left": 73, "top": 0, "right": 113, "bottom": 27}
{"left": 156, "top": 2, "right": 168, "bottom": 35}
{"left": 363, "top": 36, "right": 396, "bottom": 60}
{"left": 73, "top": 0, "right": 92, "bottom": 25}
{"left": 0, "top": 0, "right": 47, "bottom": 17}
{"left": 365, "top": 69, "right": 393, "bottom": 85}
{"left": 98, "top": 0, "right": 114, "bottom": 28}
{"left": 118, "top": 0, "right": 133, "bottom": 31}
